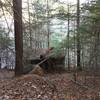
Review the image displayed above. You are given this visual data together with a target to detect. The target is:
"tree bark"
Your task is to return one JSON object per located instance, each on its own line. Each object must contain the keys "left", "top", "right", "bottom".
{"left": 47, "top": 0, "right": 50, "bottom": 48}
{"left": 77, "top": 0, "right": 82, "bottom": 70}
{"left": 0, "top": 57, "right": 1, "bottom": 69}
{"left": 67, "top": 4, "right": 70, "bottom": 71}
{"left": 27, "top": 0, "right": 32, "bottom": 48}
{"left": 13, "top": 0, "right": 23, "bottom": 76}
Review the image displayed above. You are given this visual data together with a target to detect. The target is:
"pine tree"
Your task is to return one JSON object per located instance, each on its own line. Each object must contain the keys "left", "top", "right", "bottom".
{"left": 13, "top": 0, "right": 23, "bottom": 76}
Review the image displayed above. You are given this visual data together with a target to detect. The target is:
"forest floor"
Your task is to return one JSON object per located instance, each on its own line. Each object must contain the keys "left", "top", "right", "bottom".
{"left": 0, "top": 69, "right": 100, "bottom": 100}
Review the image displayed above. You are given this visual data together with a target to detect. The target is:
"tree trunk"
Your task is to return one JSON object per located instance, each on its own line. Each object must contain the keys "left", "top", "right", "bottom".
{"left": 13, "top": 0, "right": 23, "bottom": 76}
{"left": 77, "top": 0, "right": 82, "bottom": 71}
{"left": 67, "top": 4, "right": 70, "bottom": 71}
{"left": 27, "top": 0, "right": 32, "bottom": 48}
{"left": 47, "top": 0, "right": 50, "bottom": 48}
{"left": 0, "top": 57, "right": 1, "bottom": 69}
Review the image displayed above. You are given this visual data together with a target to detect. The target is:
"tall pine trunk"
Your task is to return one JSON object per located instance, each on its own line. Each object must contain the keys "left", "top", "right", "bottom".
{"left": 47, "top": 0, "right": 50, "bottom": 48}
{"left": 77, "top": 0, "right": 82, "bottom": 70}
{"left": 13, "top": 0, "right": 23, "bottom": 76}
{"left": 67, "top": 4, "right": 70, "bottom": 71}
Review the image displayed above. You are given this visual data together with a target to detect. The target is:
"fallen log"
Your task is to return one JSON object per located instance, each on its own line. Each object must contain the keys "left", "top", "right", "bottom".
{"left": 29, "top": 65, "right": 44, "bottom": 76}
{"left": 24, "top": 53, "right": 65, "bottom": 74}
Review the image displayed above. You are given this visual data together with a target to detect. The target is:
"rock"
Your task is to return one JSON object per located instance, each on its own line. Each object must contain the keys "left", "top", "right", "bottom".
{"left": 29, "top": 65, "right": 44, "bottom": 76}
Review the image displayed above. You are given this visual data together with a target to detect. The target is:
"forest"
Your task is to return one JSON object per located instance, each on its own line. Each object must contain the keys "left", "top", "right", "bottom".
{"left": 0, "top": 0, "right": 100, "bottom": 100}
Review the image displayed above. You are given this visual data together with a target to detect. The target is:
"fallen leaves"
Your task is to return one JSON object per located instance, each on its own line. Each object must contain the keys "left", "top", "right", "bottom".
{"left": 0, "top": 74, "right": 59, "bottom": 100}
{"left": 0, "top": 71, "right": 100, "bottom": 100}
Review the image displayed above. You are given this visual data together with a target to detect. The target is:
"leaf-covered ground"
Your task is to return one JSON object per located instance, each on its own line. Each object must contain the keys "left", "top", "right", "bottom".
{"left": 0, "top": 70, "right": 100, "bottom": 100}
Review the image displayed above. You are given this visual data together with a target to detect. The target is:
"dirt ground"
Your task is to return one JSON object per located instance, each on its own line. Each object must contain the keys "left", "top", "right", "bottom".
{"left": 0, "top": 70, "right": 100, "bottom": 100}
